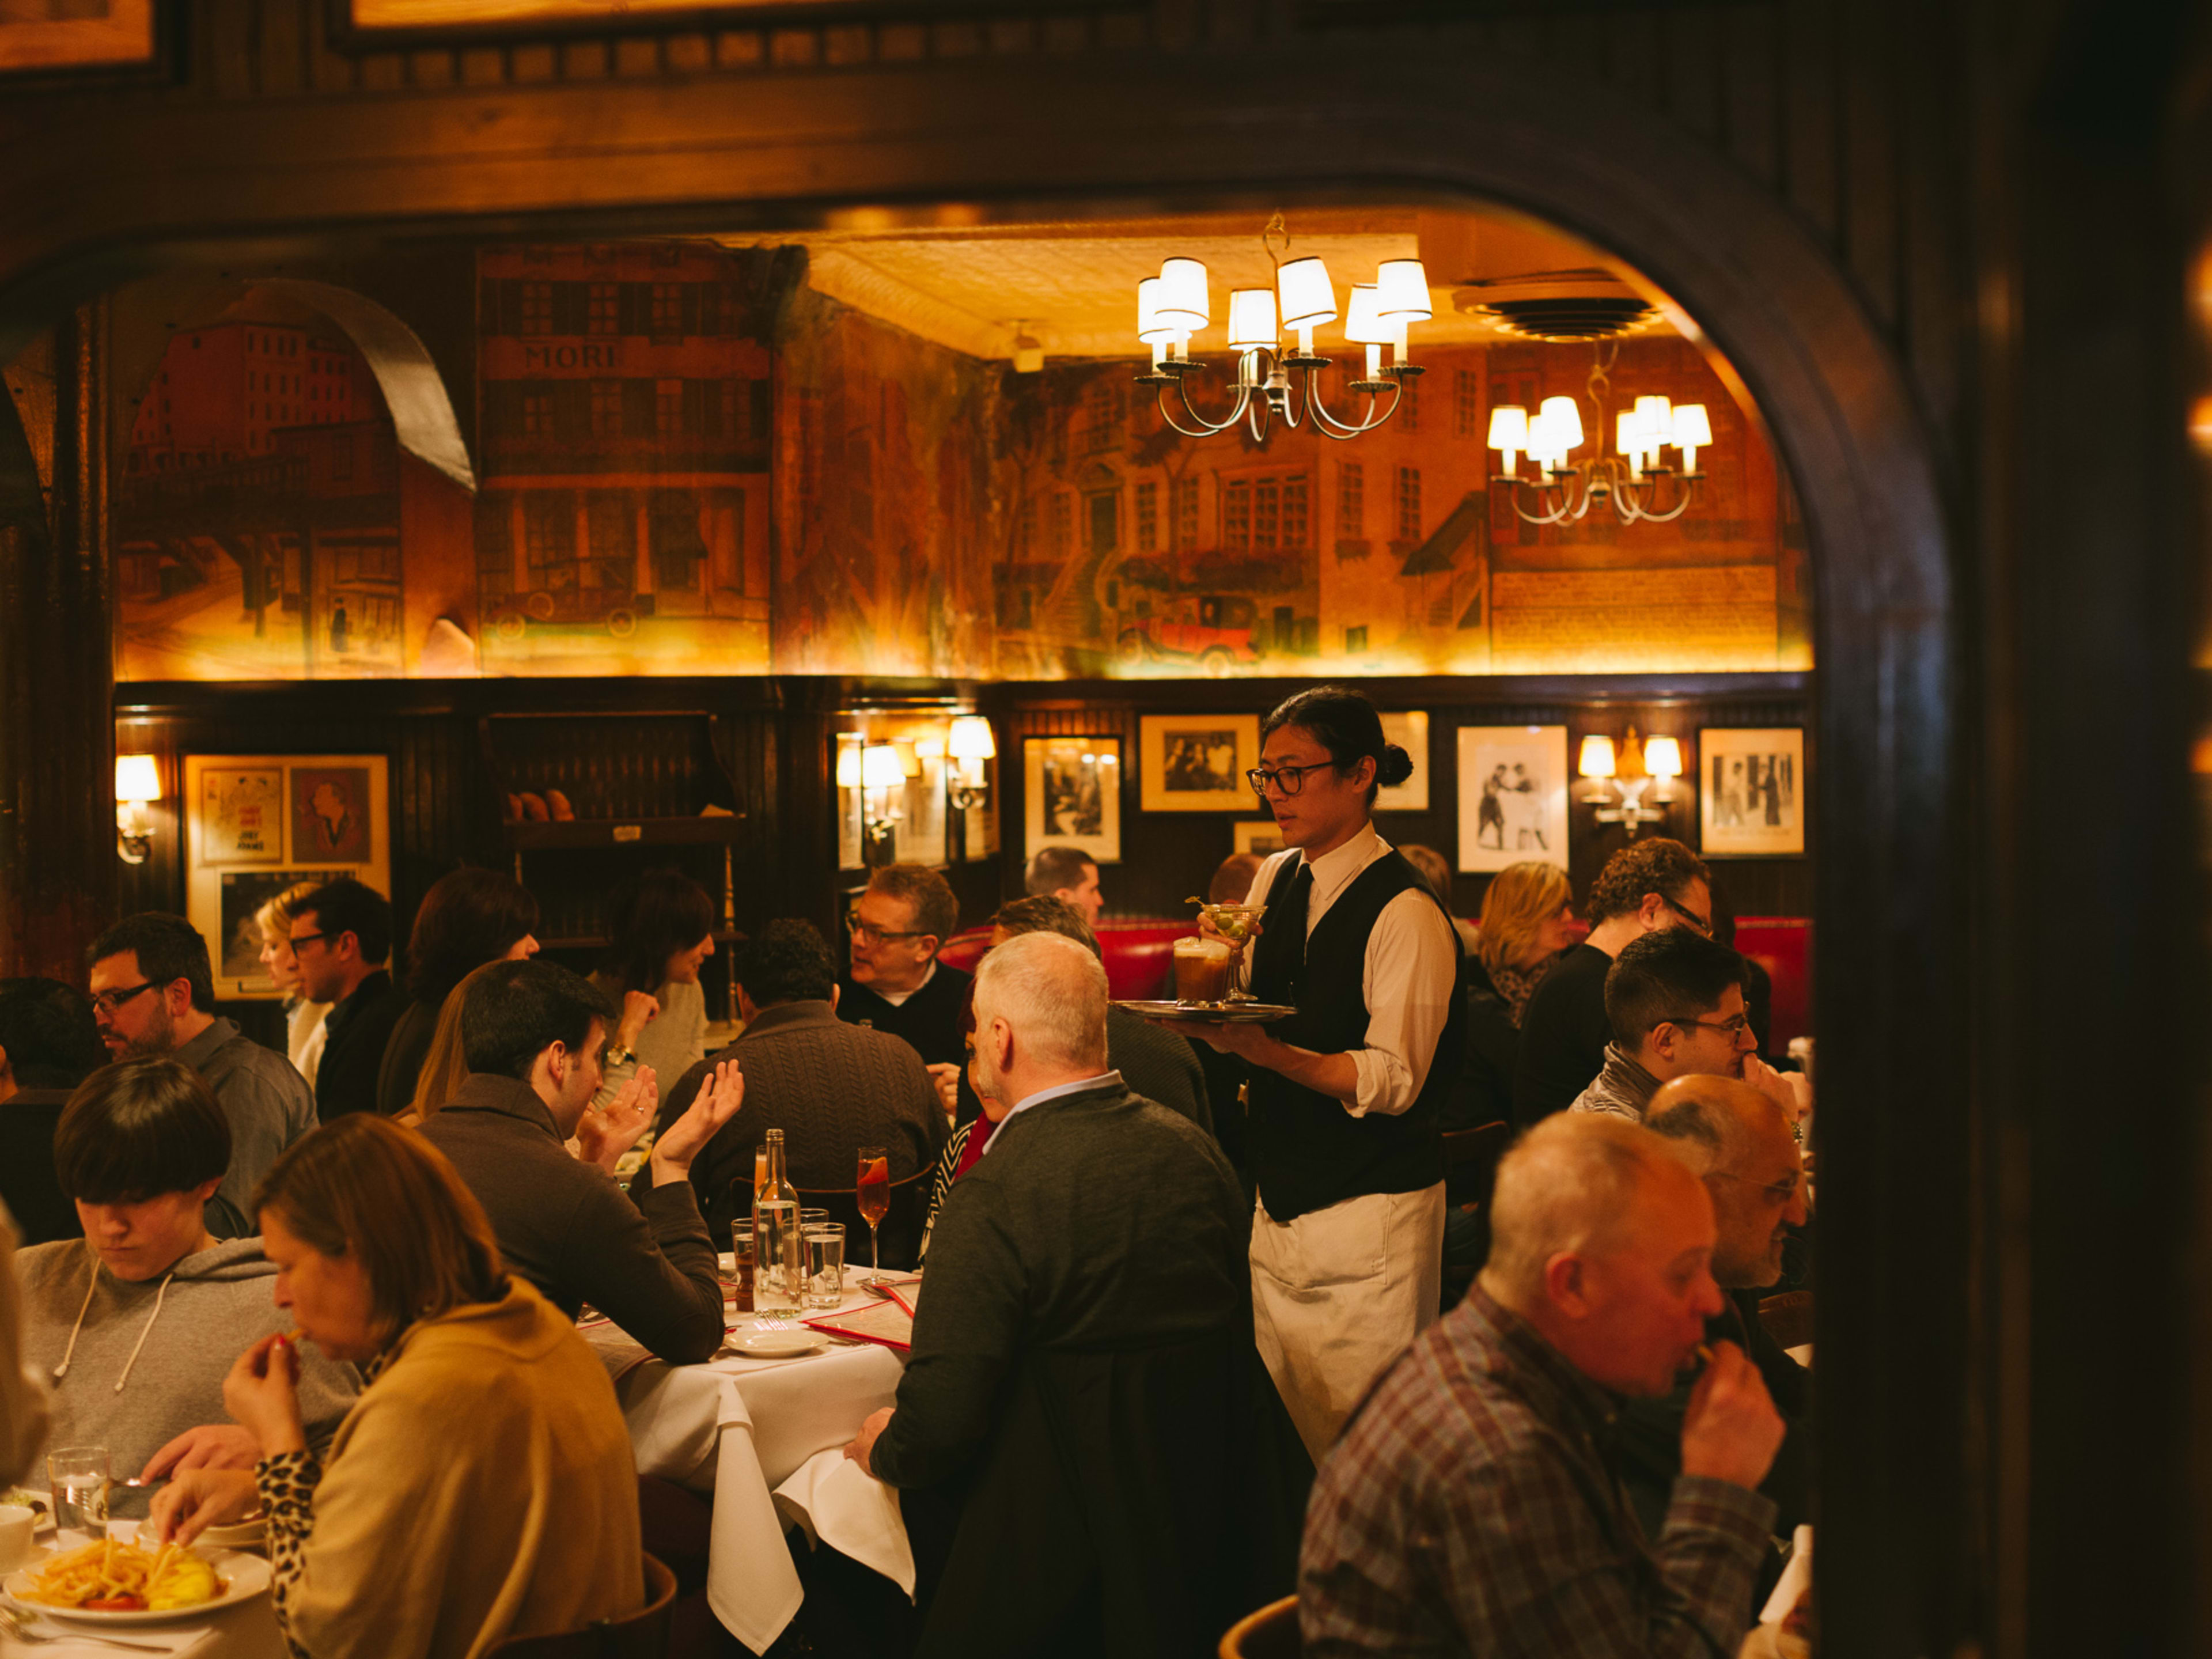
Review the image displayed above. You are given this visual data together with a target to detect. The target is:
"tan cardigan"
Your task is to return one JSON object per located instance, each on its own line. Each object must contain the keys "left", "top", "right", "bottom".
{"left": 0, "top": 1202, "right": 50, "bottom": 1488}
{"left": 279, "top": 1279, "right": 641, "bottom": 1659}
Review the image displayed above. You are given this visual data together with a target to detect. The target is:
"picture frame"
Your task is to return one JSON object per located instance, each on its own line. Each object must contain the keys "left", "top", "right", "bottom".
{"left": 334, "top": 0, "right": 1112, "bottom": 48}
{"left": 184, "top": 754, "right": 391, "bottom": 999}
{"left": 834, "top": 734, "right": 866, "bottom": 872}
{"left": 1230, "top": 820, "right": 1287, "bottom": 858}
{"left": 1457, "top": 726, "right": 1570, "bottom": 873}
{"left": 1023, "top": 737, "right": 1121, "bottom": 865}
{"left": 1698, "top": 728, "right": 1806, "bottom": 857}
{"left": 1139, "top": 714, "right": 1260, "bottom": 813}
{"left": 895, "top": 751, "right": 949, "bottom": 868}
{"left": 0, "top": 0, "right": 158, "bottom": 78}
{"left": 1376, "top": 710, "right": 1431, "bottom": 813}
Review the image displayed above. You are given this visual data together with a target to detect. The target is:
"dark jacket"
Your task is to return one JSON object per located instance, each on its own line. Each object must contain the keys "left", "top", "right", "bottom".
{"left": 838, "top": 961, "right": 973, "bottom": 1070}
{"left": 174, "top": 1016, "right": 319, "bottom": 1238}
{"left": 419, "top": 1073, "right": 725, "bottom": 1365}
{"left": 0, "top": 1089, "right": 75, "bottom": 1247}
{"left": 315, "top": 970, "right": 409, "bottom": 1122}
{"left": 1510, "top": 941, "right": 1613, "bottom": 1127}
{"left": 1616, "top": 1287, "right": 1812, "bottom": 1543}
{"left": 373, "top": 996, "right": 438, "bottom": 1116}
{"left": 1103, "top": 1006, "right": 1212, "bottom": 1135}
{"left": 1446, "top": 954, "right": 1519, "bottom": 1134}
{"left": 644, "top": 999, "right": 947, "bottom": 1241}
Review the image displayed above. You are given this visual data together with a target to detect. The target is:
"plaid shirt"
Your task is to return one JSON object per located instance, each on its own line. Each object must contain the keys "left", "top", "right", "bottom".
{"left": 1300, "top": 1284, "right": 1775, "bottom": 1656}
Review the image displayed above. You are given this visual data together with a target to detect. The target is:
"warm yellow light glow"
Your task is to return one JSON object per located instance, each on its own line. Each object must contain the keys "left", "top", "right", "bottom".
{"left": 1488, "top": 404, "right": 1528, "bottom": 452}
{"left": 115, "top": 755, "right": 161, "bottom": 803}
{"left": 1137, "top": 276, "right": 1179, "bottom": 344}
{"left": 1539, "top": 395, "right": 1584, "bottom": 455}
{"left": 1158, "top": 258, "right": 1210, "bottom": 329}
{"left": 948, "top": 715, "right": 997, "bottom": 760}
{"left": 1343, "top": 282, "right": 1391, "bottom": 345}
{"left": 1374, "top": 259, "right": 1433, "bottom": 320}
{"left": 1227, "top": 287, "right": 1279, "bottom": 350}
{"left": 835, "top": 742, "right": 862, "bottom": 787}
{"left": 1643, "top": 735, "right": 1683, "bottom": 779}
{"left": 1578, "top": 734, "right": 1617, "bottom": 779}
{"left": 1277, "top": 257, "right": 1338, "bottom": 329}
{"left": 861, "top": 745, "right": 906, "bottom": 789}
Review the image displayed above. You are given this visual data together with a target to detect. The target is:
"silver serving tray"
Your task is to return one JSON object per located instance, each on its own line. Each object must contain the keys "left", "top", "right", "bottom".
{"left": 1113, "top": 999, "right": 1297, "bottom": 1023}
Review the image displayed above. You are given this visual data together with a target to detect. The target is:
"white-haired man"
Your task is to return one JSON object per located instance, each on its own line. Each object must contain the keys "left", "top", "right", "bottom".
{"left": 844, "top": 931, "right": 1256, "bottom": 1654}
{"left": 1300, "top": 1112, "right": 1785, "bottom": 1656}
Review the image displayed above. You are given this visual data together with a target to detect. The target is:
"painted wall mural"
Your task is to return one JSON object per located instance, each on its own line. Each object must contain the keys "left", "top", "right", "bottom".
{"left": 105, "top": 241, "right": 1812, "bottom": 682}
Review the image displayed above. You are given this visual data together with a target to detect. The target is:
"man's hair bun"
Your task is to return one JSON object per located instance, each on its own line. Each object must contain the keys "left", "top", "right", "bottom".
{"left": 1377, "top": 744, "right": 1415, "bottom": 787}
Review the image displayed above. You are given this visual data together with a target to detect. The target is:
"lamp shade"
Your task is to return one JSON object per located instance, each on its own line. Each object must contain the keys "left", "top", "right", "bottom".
{"left": 1670, "top": 403, "right": 1713, "bottom": 448}
{"left": 1643, "top": 736, "right": 1683, "bottom": 779}
{"left": 835, "top": 742, "right": 862, "bottom": 787}
{"left": 1227, "top": 287, "right": 1279, "bottom": 350}
{"left": 115, "top": 755, "right": 161, "bottom": 803}
{"left": 948, "top": 715, "right": 997, "bottom": 760}
{"left": 1374, "top": 259, "right": 1433, "bottom": 320}
{"left": 1137, "top": 276, "right": 1179, "bottom": 344}
{"left": 1157, "top": 258, "right": 1210, "bottom": 328}
{"left": 1276, "top": 256, "right": 1337, "bottom": 329}
{"left": 1578, "top": 734, "right": 1618, "bottom": 779}
{"left": 1343, "top": 282, "right": 1391, "bottom": 345}
{"left": 1616, "top": 410, "right": 1642, "bottom": 459}
{"left": 1487, "top": 404, "right": 1529, "bottom": 452}
{"left": 1537, "top": 395, "right": 1585, "bottom": 454}
{"left": 861, "top": 745, "right": 906, "bottom": 789}
{"left": 1634, "top": 395, "right": 1673, "bottom": 444}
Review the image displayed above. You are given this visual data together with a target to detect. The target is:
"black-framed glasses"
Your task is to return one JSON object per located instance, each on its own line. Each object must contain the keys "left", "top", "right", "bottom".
{"left": 1245, "top": 760, "right": 1338, "bottom": 797}
{"left": 90, "top": 982, "right": 157, "bottom": 1016}
{"left": 287, "top": 931, "right": 331, "bottom": 950}
{"left": 1663, "top": 1011, "right": 1754, "bottom": 1036}
{"left": 845, "top": 914, "right": 926, "bottom": 945}
{"left": 1658, "top": 893, "right": 1712, "bottom": 935}
{"left": 1710, "top": 1169, "right": 1803, "bottom": 1205}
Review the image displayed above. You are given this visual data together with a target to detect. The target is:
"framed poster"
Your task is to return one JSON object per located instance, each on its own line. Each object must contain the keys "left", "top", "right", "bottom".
{"left": 1457, "top": 726, "right": 1570, "bottom": 873}
{"left": 834, "top": 734, "right": 866, "bottom": 871}
{"left": 959, "top": 759, "right": 1000, "bottom": 863}
{"left": 1376, "top": 711, "right": 1431, "bottom": 813}
{"left": 184, "top": 755, "right": 391, "bottom": 999}
{"left": 1699, "top": 728, "right": 1806, "bottom": 856}
{"left": 895, "top": 752, "right": 949, "bottom": 868}
{"left": 1023, "top": 737, "right": 1120, "bottom": 865}
{"left": 1231, "top": 821, "right": 1287, "bottom": 857}
{"left": 1139, "top": 714, "right": 1260, "bottom": 813}
{"left": 0, "top": 0, "right": 157, "bottom": 75}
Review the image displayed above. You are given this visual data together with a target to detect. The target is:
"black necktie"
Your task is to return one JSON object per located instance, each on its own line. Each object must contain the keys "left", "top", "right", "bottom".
{"left": 1272, "top": 861, "right": 1314, "bottom": 975}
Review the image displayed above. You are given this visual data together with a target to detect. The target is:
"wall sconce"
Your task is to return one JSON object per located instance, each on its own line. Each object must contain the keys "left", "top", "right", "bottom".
{"left": 946, "top": 715, "right": 997, "bottom": 812}
{"left": 1577, "top": 727, "right": 1680, "bottom": 838}
{"left": 115, "top": 754, "right": 162, "bottom": 864}
{"left": 860, "top": 744, "right": 907, "bottom": 850}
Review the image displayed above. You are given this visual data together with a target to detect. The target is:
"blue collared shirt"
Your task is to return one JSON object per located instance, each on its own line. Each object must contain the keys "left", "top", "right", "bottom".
{"left": 981, "top": 1070, "right": 1124, "bottom": 1154}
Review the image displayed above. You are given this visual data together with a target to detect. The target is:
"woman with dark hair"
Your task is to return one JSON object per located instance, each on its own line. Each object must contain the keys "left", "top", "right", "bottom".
{"left": 1181, "top": 684, "right": 1464, "bottom": 1463}
{"left": 373, "top": 868, "right": 541, "bottom": 1116}
{"left": 589, "top": 869, "right": 715, "bottom": 1112}
{"left": 151, "top": 1114, "right": 643, "bottom": 1659}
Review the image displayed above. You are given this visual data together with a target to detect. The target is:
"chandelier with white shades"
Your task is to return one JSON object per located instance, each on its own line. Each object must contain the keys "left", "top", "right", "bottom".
{"left": 1487, "top": 342, "right": 1710, "bottom": 525}
{"left": 1133, "top": 218, "right": 1430, "bottom": 442}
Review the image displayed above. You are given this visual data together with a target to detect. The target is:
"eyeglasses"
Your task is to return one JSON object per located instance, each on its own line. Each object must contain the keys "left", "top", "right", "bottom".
{"left": 1665, "top": 1012, "right": 1755, "bottom": 1037}
{"left": 90, "top": 982, "right": 157, "bottom": 1016}
{"left": 845, "top": 915, "right": 926, "bottom": 945}
{"left": 1710, "top": 1169, "right": 1803, "bottom": 1205}
{"left": 287, "top": 931, "right": 331, "bottom": 950}
{"left": 1245, "top": 760, "right": 1338, "bottom": 797}
{"left": 1658, "top": 893, "right": 1711, "bottom": 935}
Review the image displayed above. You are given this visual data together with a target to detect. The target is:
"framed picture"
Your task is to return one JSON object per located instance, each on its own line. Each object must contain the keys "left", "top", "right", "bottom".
{"left": 1699, "top": 728, "right": 1806, "bottom": 856}
{"left": 958, "top": 758, "right": 1000, "bottom": 863}
{"left": 1024, "top": 737, "right": 1121, "bottom": 865}
{"left": 834, "top": 734, "right": 866, "bottom": 871}
{"left": 1457, "top": 726, "right": 1570, "bottom": 873}
{"left": 1, "top": 0, "right": 157, "bottom": 76}
{"left": 1231, "top": 821, "right": 1287, "bottom": 857}
{"left": 895, "top": 752, "right": 948, "bottom": 868}
{"left": 1376, "top": 711, "right": 1431, "bottom": 812}
{"left": 184, "top": 755, "right": 391, "bottom": 999}
{"left": 1139, "top": 714, "right": 1260, "bottom": 813}
{"left": 336, "top": 0, "right": 1109, "bottom": 46}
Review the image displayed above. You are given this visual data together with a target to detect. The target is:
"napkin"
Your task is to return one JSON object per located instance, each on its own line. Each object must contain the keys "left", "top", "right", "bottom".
{"left": 1758, "top": 1524, "right": 1812, "bottom": 1624}
{"left": 0, "top": 1622, "right": 217, "bottom": 1656}
{"left": 771, "top": 1448, "right": 916, "bottom": 1599}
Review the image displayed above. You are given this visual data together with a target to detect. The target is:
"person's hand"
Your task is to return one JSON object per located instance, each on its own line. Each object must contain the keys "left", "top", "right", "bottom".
{"left": 1196, "top": 910, "right": 1262, "bottom": 963}
{"left": 616, "top": 990, "right": 661, "bottom": 1052}
{"left": 221, "top": 1334, "right": 307, "bottom": 1459}
{"left": 924, "top": 1063, "right": 961, "bottom": 1122}
{"left": 140, "top": 1424, "right": 262, "bottom": 1480}
{"left": 842, "top": 1406, "right": 895, "bottom": 1480}
{"left": 1159, "top": 1016, "right": 1271, "bottom": 1062}
{"left": 1679, "top": 1340, "right": 1785, "bottom": 1490}
{"left": 1743, "top": 1055, "right": 1812, "bottom": 1126}
{"left": 650, "top": 1059, "right": 744, "bottom": 1185}
{"left": 150, "top": 1469, "right": 260, "bottom": 1546}
{"left": 577, "top": 1066, "right": 658, "bottom": 1172}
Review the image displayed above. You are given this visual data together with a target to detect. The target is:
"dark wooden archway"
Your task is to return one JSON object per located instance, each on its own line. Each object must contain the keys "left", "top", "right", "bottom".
{"left": 0, "top": 42, "right": 1965, "bottom": 1654}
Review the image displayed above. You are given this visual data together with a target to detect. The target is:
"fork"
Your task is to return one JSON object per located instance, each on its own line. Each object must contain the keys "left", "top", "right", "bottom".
{"left": 0, "top": 1605, "right": 179, "bottom": 1652}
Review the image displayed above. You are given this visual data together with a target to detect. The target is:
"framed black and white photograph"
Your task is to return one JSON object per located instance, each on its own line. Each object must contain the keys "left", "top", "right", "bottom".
{"left": 1456, "top": 725, "right": 1569, "bottom": 873}
{"left": 1024, "top": 737, "right": 1120, "bottom": 865}
{"left": 1699, "top": 728, "right": 1806, "bottom": 856}
{"left": 1139, "top": 713, "right": 1260, "bottom": 813}
{"left": 1376, "top": 711, "right": 1431, "bottom": 812}
{"left": 1231, "top": 821, "right": 1287, "bottom": 857}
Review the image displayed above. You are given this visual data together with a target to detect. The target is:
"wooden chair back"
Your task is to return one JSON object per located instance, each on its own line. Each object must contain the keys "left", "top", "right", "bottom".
{"left": 793, "top": 1166, "right": 931, "bottom": 1271}
{"left": 1219, "top": 1593, "right": 1301, "bottom": 1659}
{"left": 488, "top": 1554, "right": 677, "bottom": 1659}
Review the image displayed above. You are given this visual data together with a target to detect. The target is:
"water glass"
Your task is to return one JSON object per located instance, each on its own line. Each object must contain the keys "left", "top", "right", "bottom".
{"left": 802, "top": 1224, "right": 845, "bottom": 1309}
{"left": 47, "top": 1446, "right": 109, "bottom": 1544}
{"left": 728, "top": 1222, "right": 756, "bottom": 1314}
{"left": 799, "top": 1207, "right": 830, "bottom": 1230}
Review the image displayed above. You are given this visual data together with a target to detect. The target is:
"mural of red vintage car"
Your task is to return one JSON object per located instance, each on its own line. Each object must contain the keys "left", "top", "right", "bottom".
{"left": 1116, "top": 594, "right": 1266, "bottom": 675}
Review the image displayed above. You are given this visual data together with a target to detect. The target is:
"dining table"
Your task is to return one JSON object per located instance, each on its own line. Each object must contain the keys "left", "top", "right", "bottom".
{"left": 1, "top": 1521, "right": 285, "bottom": 1659}
{"left": 582, "top": 1272, "right": 916, "bottom": 1656}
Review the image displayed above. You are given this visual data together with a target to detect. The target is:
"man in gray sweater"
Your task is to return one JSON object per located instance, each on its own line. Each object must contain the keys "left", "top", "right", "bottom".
{"left": 15, "top": 1058, "right": 357, "bottom": 1482}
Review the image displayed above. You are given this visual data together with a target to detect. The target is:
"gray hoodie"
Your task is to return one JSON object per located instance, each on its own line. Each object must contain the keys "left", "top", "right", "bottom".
{"left": 14, "top": 1236, "right": 358, "bottom": 1480}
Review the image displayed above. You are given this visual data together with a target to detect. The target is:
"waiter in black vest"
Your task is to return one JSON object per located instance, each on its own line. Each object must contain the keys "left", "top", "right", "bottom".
{"left": 1183, "top": 686, "right": 1464, "bottom": 1460}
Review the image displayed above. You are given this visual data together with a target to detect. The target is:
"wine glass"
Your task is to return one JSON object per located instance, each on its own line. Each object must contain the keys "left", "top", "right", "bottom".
{"left": 855, "top": 1145, "right": 889, "bottom": 1288}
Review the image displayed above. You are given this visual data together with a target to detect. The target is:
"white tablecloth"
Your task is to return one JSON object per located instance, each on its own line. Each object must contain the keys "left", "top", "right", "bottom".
{"left": 585, "top": 1277, "right": 913, "bottom": 1656}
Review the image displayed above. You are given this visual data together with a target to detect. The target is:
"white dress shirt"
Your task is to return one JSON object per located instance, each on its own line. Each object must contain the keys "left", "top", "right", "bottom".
{"left": 981, "top": 1070, "right": 1124, "bottom": 1154}
{"left": 1242, "top": 824, "right": 1457, "bottom": 1118}
{"left": 871, "top": 960, "right": 936, "bottom": 1009}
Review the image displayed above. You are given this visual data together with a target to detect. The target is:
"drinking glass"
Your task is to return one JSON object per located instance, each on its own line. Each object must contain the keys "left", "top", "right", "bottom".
{"left": 855, "top": 1146, "right": 889, "bottom": 1287}
{"left": 802, "top": 1224, "right": 845, "bottom": 1309}
{"left": 47, "top": 1446, "right": 109, "bottom": 1544}
{"left": 728, "top": 1221, "right": 756, "bottom": 1315}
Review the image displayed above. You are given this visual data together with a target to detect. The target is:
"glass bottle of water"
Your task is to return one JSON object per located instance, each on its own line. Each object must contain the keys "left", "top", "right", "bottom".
{"left": 752, "top": 1129, "right": 802, "bottom": 1316}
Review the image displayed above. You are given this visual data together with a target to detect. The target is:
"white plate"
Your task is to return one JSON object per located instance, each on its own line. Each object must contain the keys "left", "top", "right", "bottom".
{"left": 3, "top": 1547, "right": 270, "bottom": 1624}
{"left": 733, "top": 1328, "right": 826, "bottom": 1359}
{"left": 196, "top": 1515, "right": 267, "bottom": 1550}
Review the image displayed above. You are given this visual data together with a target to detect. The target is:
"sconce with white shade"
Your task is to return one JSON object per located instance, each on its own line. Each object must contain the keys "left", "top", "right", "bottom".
{"left": 1577, "top": 726, "right": 1679, "bottom": 838}
{"left": 115, "top": 755, "right": 161, "bottom": 865}
{"left": 946, "top": 715, "right": 997, "bottom": 813}
{"left": 1486, "top": 343, "right": 1710, "bottom": 527}
{"left": 860, "top": 744, "right": 908, "bottom": 851}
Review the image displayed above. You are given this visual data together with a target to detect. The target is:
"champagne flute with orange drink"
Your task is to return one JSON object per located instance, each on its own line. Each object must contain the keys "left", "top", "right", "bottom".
{"left": 856, "top": 1145, "right": 889, "bottom": 1288}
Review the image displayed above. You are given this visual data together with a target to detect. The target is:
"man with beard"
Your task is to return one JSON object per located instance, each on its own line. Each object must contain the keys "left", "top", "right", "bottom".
{"left": 86, "top": 914, "right": 316, "bottom": 1238}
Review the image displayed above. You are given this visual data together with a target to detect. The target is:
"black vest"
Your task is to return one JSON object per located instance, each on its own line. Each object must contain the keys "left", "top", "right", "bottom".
{"left": 1245, "top": 849, "right": 1463, "bottom": 1222}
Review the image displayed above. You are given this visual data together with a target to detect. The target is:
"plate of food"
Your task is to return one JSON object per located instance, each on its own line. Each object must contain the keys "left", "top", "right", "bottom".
{"left": 1112, "top": 999, "right": 1298, "bottom": 1024}
{"left": 0, "top": 1491, "right": 52, "bottom": 1535}
{"left": 3, "top": 1536, "right": 270, "bottom": 1623}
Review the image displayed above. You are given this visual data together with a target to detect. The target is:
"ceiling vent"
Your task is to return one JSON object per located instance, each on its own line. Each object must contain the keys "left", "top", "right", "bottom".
{"left": 1452, "top": 269, "right": 1661, "bottom": 342}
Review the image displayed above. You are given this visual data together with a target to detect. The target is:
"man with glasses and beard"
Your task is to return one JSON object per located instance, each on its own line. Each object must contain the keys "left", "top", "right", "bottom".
{"left": 1568, "top": 929, "right": 1760, "bottom": 1122}
{"left": 86, "top": 914, "right": 316, "bottom": 1238}
{"left": 840, "top": 864, "right": 972, "bottom": 1113}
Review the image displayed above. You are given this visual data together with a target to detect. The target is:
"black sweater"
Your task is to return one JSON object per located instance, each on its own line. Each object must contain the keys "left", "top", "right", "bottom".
{"left": 1509, "top": 941, "right": 1613, "bottom": 1127}
{"left": 838, "top": 961, "right": 973, "bottom": 1070}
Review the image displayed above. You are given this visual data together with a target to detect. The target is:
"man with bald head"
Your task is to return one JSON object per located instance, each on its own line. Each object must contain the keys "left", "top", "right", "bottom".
{"left": 1301, "top": 1112, "right": 1785, "bottom": 1656}
{"left": 844, "top": 931, "right": 1259, "bottom": 1653}
{"left": 1619, "top": 1074, "right": 1813, "bottom": 1544}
